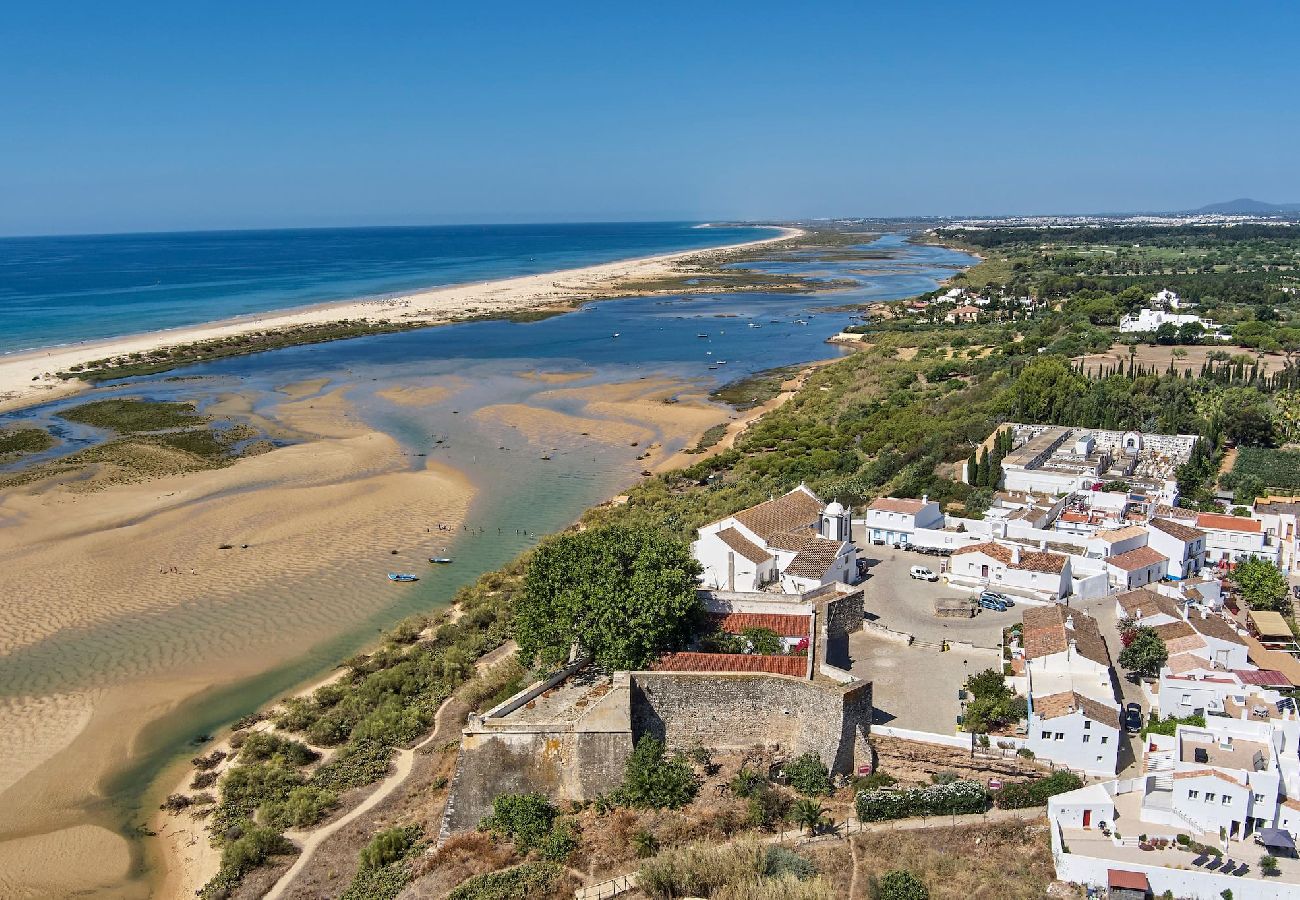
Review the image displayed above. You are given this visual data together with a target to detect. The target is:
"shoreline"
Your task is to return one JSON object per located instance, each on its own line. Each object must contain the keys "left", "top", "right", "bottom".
{"left": 0, "top": 226, "right": 802, "bottom": 416}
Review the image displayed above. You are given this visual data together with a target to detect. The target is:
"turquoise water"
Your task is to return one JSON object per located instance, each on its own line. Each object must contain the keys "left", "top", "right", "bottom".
{"left": 0, "top": 222, "right": 776, "bottom": 354}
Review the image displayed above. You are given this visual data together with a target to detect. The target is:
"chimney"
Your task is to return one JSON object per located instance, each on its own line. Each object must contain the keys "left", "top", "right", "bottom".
{"left": 922, "top": 493, "right": 929, "bottom": 505}
{"left": 1011, "top": 544, "right": 1022, "bottom": 565}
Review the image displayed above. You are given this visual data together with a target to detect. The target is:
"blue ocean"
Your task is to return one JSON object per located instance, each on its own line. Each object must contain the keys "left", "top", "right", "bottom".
{"left": 0, "top": 222, "right": 776, "bottom": 354}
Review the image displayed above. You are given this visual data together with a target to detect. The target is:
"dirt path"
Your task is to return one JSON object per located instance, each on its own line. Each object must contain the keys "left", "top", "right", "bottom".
{"left": 264, "top": 641, "right": 517, "bottom": 899}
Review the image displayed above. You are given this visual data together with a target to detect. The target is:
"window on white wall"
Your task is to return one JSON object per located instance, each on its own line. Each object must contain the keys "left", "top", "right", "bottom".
{"left": 1205, "top": 793, "right": 1215, "bottom": 802}
{"left": 1082, "top": 734, "right": 1090, "bottom": 743}
{"left": 1188, "top": 790, "right": 1199, "bottom": 799}
{"left": 1222, "top": 795, "right": 1232, "bottom": 805}
{"left": 1055, "top": 733, "right": 1064, "bottom": 741}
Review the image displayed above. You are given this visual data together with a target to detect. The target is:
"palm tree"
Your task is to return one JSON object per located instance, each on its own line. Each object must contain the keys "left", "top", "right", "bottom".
{"left": 790, "top": 798, "right": 826, "bottom": 836}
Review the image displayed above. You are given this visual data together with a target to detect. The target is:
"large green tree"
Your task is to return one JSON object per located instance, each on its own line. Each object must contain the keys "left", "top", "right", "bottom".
{"left": 1234, "top": 556, "right": 1289, "bottom": 612}
{"left": 516, "top": 525, "right": 702, "bottom": 670}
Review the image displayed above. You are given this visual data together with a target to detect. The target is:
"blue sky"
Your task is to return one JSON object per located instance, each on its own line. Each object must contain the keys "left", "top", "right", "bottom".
{"left": 2, "top": 1, "right": 1297, "bottom": 235}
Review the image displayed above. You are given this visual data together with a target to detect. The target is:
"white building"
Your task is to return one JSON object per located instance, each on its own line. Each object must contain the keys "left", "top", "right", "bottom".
{"left": 1046, "top": 711, "right": 1300, "bottom": 900}
{"left": 948, "top": 540, "right": 1073, "bottom": 602}
{"left": 1156, "top": 662, "right": 1292, "bottom": 721}
{"left": 1019, "top": 606, "right": 1120, "bottom": 776}
{"left": 1118, "top": 308, "right": 1217, "bottom": 334}
{"left": 863, "top": 496, "right": 943, "bottom": 546}
{"left": 692, "top": 486, "right": 856, "bottom": 594}
{"left": 1196, "top": 512, "right": 1279, "bottom": 568}
{"left": 1147, "top": 518, "right": 1206, "bottom": 580}
{"left": 1251, "top": 498, "right": 1300, "bottom": 574}
{"left": 1105, "top": 545, "right": 1169, "bottom": 590}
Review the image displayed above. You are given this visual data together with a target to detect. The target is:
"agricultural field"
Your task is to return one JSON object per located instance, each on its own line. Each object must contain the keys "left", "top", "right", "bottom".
{"left": 1229, "top": 447, "right": 1300, "bottom": 493}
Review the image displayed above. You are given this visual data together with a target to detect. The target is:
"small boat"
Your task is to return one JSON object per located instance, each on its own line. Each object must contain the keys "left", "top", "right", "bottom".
{"left": 388, "top": 573, "right": 419, "bottom": 583}
{"left": 611, "top": 332, "right": 620, "bottom": 338}
{"left": 697, "top": 333, "right": 709, "bottom": 338}
{"left": 429, "top": 557, "right": 454, "bottom": 565}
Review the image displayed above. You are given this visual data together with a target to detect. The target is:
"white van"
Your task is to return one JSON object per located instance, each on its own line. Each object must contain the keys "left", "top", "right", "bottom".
{"left": 909, "top": 566, "right": 938, "bottom": 582}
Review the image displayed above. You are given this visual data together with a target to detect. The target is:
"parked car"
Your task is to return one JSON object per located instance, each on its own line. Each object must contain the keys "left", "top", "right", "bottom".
{"left": 980, "top": 590, "right": 1013, "bottom": 607}
{"left": 1125, "top": 702, "right": 1143, "bottom": 734}
{"left": 978, "top": 595, "right": 1008, "bottom": 612}
{"left": 909, "top": 565, "right": 939, "bottom": 582}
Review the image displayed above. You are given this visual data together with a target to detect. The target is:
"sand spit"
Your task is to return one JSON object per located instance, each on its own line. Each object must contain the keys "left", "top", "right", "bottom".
{"left": 0, "top": 388, "right": 476, "bottom": 898}
{"left": 0, "top": 228, "right": 801, "bottom": 416}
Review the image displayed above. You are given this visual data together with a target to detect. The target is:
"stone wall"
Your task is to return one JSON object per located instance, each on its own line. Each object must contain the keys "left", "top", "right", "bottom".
{"left": 442, "top": 729, "right": 632, "bottom": 834}
{"left": 819, "top": 588, "right": 864, "bottom": 670}
{"left": 629, "top": 672, "right": 871, "bottom": 774}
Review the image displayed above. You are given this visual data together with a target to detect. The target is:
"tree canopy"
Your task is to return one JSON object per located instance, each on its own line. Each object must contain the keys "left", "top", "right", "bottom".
{"left": 516, "top": 524, "right": 702, "bottom": 671}
{"left": 1233, "top": 556, "right": 1289, "bottom": 612}
{"left": 1118, "top": 627, "right": 1168, "bottom": 677}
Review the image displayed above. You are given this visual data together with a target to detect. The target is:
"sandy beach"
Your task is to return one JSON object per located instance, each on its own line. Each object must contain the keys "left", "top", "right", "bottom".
{"left": 0, "top": 227, "right": 800, "bottom": 416}
{"left": 0, "top": 383, "right": 477, "bottom": 898}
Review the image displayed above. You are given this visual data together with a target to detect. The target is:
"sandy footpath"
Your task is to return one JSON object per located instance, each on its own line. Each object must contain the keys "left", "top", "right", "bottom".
{"left": 0, "top": 385, "right": 476, "bottom": 899}
{"left": 0, "top": 228, "right": 800, "bottom": 416}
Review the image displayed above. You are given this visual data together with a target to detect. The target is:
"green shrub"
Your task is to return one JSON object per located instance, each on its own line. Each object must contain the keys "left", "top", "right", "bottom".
{"left": 873, "top": 870, "right": 929, "bottom": 900}
{"left": 729, "top": 767, "right": 766, "bottom": 798}
{"left": 783, "top": 752, "right": 833, "bottom": 796}
{"left": 613, "top": 736, "right": 699, "bottom": 809}
{"left": 360, "top": 824, "right": 422, "bottom": 870}
{"left": 537, "top": 819, "right": 579, "bottom": 862}
{"left": 446, "top": 862, "right": 563, "bottom": 900}
{"left": 744, "top": 786, "right": 790, "bottom": 829}
{"left": 480, "top": 793, "right": 559, "bottom": 851}
{"left": 212, "top": 762, "right": 304, "bottom": 834}
{"left": 763, "top": 846, "right": 818, "bottom": 880}
{"left": 258, "top": 785, "right": 337, "bottom": 829}
{"left": 633, "top": 829, "right": 660, "bottom": 858}
{"left": 221, "top": 824, "right": 293, "bottom": 873}
{"left": 993, "top": 771, "right": 1083, "bottom": 810}
{"left": 238, "top": 732, "right": 319, "bottom": 767}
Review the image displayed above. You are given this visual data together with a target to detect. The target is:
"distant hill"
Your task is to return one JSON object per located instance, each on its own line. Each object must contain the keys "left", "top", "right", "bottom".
{"left": 1191, "top": 198, "right": 1300, "bottom": 214}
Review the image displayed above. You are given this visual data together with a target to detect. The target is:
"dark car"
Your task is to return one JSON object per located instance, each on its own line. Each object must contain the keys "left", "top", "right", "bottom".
{"left": 1125, "top": 702, "right": 1143, "bottom": 733}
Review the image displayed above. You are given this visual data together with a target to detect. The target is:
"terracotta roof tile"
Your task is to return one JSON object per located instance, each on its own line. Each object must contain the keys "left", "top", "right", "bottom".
{"left": 951, "top": 541, "right": 1068, "bottom": 574}
{"left": 1187, "top": 613, "right": 1246, "bottom": 646}
{"left": 1195, "top": 513, "right": 1261, "bottom": 534}
{"left": 1233, "top": 668, "right": 1291, "bottom": 687}
{"left": 653, "top": 652, "right": 806, "bottom": 677}
{"left": 710, "top": 612, "right": 811, "bottom": 639}
{"left": 1107, "top": 546, "right": 1168, "bottom": 572}
{"left": 1032, "top": 690, "right": 1119, "bottom": 727}
{"left": 1096, "top": 525, "right": 1147, "bottom": 543}
{"left": 1115, "top": 588, "right": 1180, "bottom": 620}
{"left": 1021, "top": 606, "right": 1112, "bottom": 668}
{"left": 1150, "top": 518, "right": 1206, "bottom": 542}
{"left": 714, "top": 527, "right": 771, "bottom": 564}
{"left": 784, "top": 538, "right": 845, "bottom": 580}
{"left": 732, "top": 487, "right": 824, "bottom": 544}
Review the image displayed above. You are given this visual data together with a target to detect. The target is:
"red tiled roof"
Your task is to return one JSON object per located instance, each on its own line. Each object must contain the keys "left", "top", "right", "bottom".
{"left": 785, "top": 538, "right": 845, "bottom": 580}
{"left": 653, "top": 652, "right": 806, "bottom": 677}
{"left": 1195, "top": 513, "right": 1261, "bottom": 534}
{"left": 710, "top": 612, "right": 811, "bottom": 639}
{"left": 1173, "top": 770, "right": 1243, "bottom": 786}
{"left": 1021, "top": 606, "right": 1112, "bottom": 668}
{"left": 1106, "top": 546, "right": 1168, "bottom": 572}
{"left": 1115, "top": 588, "right": 1179, "bottom": 619}
{"left": 1234, "top": 668, "right": 1291, "bottom": 687}
{"left": 1033, "top": 691, "right": 1119, "bottom": 727}
{"left": 1108, "top": 870, "right": 1150, "bottom": 892}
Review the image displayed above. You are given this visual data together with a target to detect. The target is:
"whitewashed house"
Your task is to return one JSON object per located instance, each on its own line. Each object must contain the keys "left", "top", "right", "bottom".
{"left": 1020, "top": 606, "right": 1120, "bottom": 776}
{"left": 864, "top": 496, "right": 943, "bottom": 546}
{"left": 692, "top": 486, "right": 856, "bottom": 595}
{"left": 1115, "top": 587, "right": 1183, "bottom": 628}
{"left": 1196, "top": 512, "right": 1279, "bottom": 568}
{"left": 948, "top": 541, "right": 1073, "bottom": 601}
{"left": 1104, "top": 545, "right": 1169, "bottom": 590}
{"left": 1147, "top": 518, "right": 1206, "bottom": 580}
{"left": 1085, "top": 524, "right": 1148, "bottom": 560}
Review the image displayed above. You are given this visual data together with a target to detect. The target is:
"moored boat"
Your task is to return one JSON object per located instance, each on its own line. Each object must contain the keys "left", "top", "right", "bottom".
{"left": 388, "top": 572, "right": 419, "bottom": 582}
{"left": 428, "top": 557, "right": 453, "bottom": 564}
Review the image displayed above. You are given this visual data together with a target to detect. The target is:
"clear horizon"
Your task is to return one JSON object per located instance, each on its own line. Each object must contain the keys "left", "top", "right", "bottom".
{"left": 2, "top": 1, "right": 1297, "bottom": 236}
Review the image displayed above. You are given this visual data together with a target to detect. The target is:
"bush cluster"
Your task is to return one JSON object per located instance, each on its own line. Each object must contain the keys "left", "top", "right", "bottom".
{"left": 992, "top": 771, "right": 1083, "bottom": 809}
{"left": 782, "top": 752, "right": 833, "bottom": 796}
{"left": 611, "top": 736, "right": 700, "bottom": 810}
{"left": 446, "top": 862, "right": 565, "bottom": 900}
{"left": 856, "top": 780, "right": 987, "bottom": 822}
